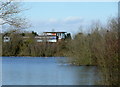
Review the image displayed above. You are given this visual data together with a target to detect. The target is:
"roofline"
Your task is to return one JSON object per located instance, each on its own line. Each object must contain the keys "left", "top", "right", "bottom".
{"left": 43, "top": 32, "right": 67, "bottom": 33}
{"left": 35, "top": 35, "right": 56, "bottom": 37}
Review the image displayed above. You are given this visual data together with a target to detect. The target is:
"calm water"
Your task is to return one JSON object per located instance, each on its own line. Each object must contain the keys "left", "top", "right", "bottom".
{"left": 2, "top": 57, "right": 101, "bottom": 85}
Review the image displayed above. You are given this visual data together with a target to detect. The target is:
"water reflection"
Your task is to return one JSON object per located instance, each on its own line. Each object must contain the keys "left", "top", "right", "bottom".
{"left": 2, "top": 57, "right": 101, "bottom": 85}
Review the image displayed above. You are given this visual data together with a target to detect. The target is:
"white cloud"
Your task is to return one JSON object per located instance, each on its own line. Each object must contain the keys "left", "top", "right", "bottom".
{"left": 63, "top": 16, "right": 81, "bottom": 22}
{"left": 48, "top": 18, "right": 58, "bottom": 23}
{"left": 30, "top": 16, "right": 84, "bottom": 35}
{"left": 45, "top": 16, "right": 83, "bottom": 24}
{"left": 63, "top": 16, "right": 83, "bottom": 24}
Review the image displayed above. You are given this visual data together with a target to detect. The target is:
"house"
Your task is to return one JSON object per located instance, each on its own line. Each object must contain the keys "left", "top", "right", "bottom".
{"left": 35, "top": 35, "right": 57, "bottom": 43}
{"left": 34, "top": 32, "right": 67, "bottom": 43}
{"left": 42, "top": 32, "right": 67, "bottom": 42}
{"left": 3, "top": 36, "right": 10, "bottom": 42}
{"left": 3, "top": 31, "right": 71, "bottom": 43}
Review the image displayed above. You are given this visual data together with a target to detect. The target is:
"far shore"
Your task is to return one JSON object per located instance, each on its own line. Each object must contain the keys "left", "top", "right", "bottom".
{"left": 2, "top": 56, "right": 97, "bottom": 66}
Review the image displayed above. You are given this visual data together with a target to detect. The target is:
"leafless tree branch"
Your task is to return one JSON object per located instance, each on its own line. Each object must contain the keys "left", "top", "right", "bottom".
{"left": 0, "top": 0, "right": 29, "bottom": 31}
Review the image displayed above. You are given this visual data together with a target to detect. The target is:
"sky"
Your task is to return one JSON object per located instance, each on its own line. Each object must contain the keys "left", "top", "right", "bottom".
{"left": 23, "top": 2, "right": 118, "bottom": 35}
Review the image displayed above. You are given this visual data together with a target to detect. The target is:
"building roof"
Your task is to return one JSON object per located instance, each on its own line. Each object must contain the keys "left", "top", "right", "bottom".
{"left": 43, "top": 32, "right": 67, "bottom": 33}
{"left": 35, "top": 35, "right": 57, "bottom": 38}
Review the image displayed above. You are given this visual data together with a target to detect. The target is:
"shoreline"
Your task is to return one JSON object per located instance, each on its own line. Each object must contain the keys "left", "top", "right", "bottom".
{"left": 2, "top": 56, "right": 97, "bottom": 66}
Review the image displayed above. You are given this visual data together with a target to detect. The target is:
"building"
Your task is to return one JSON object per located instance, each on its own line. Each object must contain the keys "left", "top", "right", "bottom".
{"left": 3, "top": 36, "right": 10, "bottom": 42}
{"left": 3, "top": 31, "right": 71, "bottom": 43}
{"left": 34, "top": 32, "right": 67, "bottom": 43}
{"left": 35, "top": 35, "right": 57, "bottom": 42}
{"left": 43, "top": 32, "right": 67, "bottom": 42}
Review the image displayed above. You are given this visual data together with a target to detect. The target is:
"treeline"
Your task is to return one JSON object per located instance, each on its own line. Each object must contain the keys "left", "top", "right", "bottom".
{"left": 2, "top": 32, "right": 67, "bottom": 57}
{"left": 2, "top": 17, "right": 119, "bottom": 85}
{"left": 65, "top": 17, "right": 119, "bottom": 85}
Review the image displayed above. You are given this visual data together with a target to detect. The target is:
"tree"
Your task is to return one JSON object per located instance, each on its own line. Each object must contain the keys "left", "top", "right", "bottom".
{"left": 0, "top": 0, "right": 29, "bottom": 57}
{"left": 0, "top": 0, "right": 29, "bottom": 31}
{"left": 66, "top": 33, "right": 72, "bottom": 40}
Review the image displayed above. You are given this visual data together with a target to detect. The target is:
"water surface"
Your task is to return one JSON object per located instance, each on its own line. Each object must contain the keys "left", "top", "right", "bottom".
{"left": 2, "top": 57, "right": 101, "bottom": 85}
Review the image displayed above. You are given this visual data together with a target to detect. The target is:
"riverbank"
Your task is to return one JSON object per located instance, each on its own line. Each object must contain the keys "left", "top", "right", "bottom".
{"left": 2, "top": 17, "right": 119, "bottom": 86}
{"left": 2, "top": 56, "right": 97, "bottom": 66}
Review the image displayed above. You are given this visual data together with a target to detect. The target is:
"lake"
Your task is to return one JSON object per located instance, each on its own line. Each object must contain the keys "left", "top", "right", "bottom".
{"left": 2, "top": 57, "right": 101, "bottom": 85}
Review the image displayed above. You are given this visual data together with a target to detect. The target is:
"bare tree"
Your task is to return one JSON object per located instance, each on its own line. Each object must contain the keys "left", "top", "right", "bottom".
{"left": 0, "top": 0, "right": 29, "bottom": 31}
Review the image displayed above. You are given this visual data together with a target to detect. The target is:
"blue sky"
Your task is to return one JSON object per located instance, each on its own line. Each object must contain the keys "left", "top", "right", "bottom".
{"left": 24, "top": 2, "right": 118, "bottom": 35}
